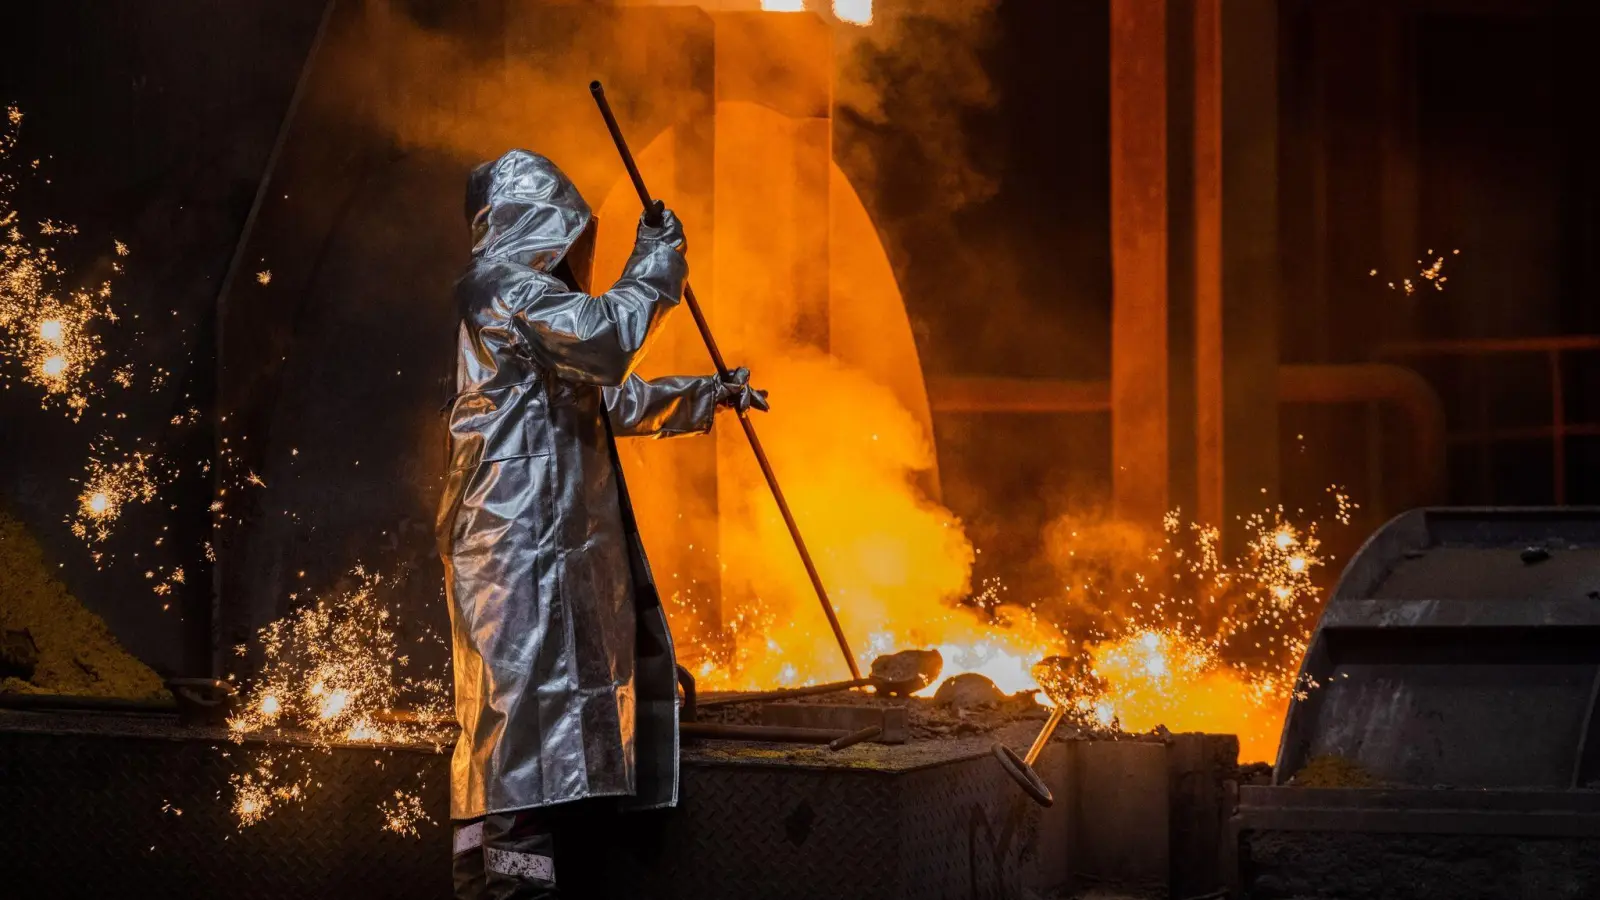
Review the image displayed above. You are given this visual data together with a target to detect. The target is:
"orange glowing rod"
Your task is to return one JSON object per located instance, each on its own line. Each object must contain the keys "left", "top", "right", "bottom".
{"left": 590, "top": 80, "right": 861, "bottom": 682}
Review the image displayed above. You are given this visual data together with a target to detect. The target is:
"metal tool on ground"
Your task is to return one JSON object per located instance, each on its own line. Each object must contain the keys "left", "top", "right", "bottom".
{"left": 829, "top": 725, "right": 882, "bottom": 751}
{"left": 697, "top": 648, "right": 942, "bottom": 709}
{"left": 589, "top": 79, "right": 861, "bottom": 681}
{"left": 680, "top": 722, "right": 856, "bottom": 744}
{"left": 992, "top": 706, "right": 1062, "bottom": 807}
{"left": 994, "top": 655, "right": 1095, "bottom": 807}
{"left": 761, "top": 702, "right": 908, "bottom": 744}
{"left": 167, "top": 677, "right": 238, "bottom": 726}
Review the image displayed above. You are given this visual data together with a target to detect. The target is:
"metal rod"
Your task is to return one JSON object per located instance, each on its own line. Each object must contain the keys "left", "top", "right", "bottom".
{"left": 0, "top": 694, "right": 178, "bottom": 714}
{"left": 697, "top": 679, "right": 870, "bottom": 710}
{"left": 828, "top": 724, "right": 883, "bottom": 751}
{"left": 589, "top": 80, "right": 861, "bottom": 682}
{"left": 679, "top": 722, "right": 849, "bottom": 744}
{"left": 1025, "top": 705, "right": 1067, "bottom": 766}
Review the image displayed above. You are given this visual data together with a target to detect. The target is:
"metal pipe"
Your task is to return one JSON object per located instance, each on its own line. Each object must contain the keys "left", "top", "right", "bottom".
{"left": 0, "top": 694, "right": 177, "bottom": 714}
{"left": 698, "top": 679, "right": 868, "bottom": 709}
{"left": 1025, "top": 705, "right": 1068, "bottom": 766}
{"left": 679, "top": 722, "right": 849, "bottom": 744}
{"left": 926, "top": 363, "right": 1449, "bottom": 506}
{"left": 828, "top": 724, "right": 883, "bottom": 751}
{"left": 1275, "top": 363, "right": 1448, "bottom": 505}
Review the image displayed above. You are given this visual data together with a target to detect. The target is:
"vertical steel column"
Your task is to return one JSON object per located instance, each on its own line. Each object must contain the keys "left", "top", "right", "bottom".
{"left": 1111, "top": 0, "right": 1171, "bottom": 524}
{"left": 1192, "top": 0, "right": 1225, "bottom": 529}
{"left": 1219, "top": 0, "right": 1281, "bottom": 527}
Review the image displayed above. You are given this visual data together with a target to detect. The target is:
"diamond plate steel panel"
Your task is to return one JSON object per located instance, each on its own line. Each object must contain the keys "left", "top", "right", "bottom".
{"left": 0, "top": 711, "right": 1069, "bottom": 899}
{"left": 0, "top": 723, "right": 452, "bottom": 898}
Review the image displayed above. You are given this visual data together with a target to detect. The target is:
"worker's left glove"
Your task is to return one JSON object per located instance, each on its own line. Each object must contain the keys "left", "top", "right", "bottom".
{"left": 638, "top": 202, "right": 686, "bottom": 255}
{"left": 715, "top": 367, "right": 769, "bottom": 413}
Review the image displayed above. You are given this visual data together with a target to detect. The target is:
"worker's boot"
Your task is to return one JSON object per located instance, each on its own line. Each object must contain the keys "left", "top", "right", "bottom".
{"left": 480, "top": 810, "right": 560, "bottom": 899}
{"left": 452, "top": 818, "right": 488, "bottom": 900}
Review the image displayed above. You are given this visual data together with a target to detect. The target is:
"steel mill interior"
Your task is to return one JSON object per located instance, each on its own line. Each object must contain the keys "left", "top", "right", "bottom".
{"left": 3, "top": 1, "right": 1599, "bottom": 898}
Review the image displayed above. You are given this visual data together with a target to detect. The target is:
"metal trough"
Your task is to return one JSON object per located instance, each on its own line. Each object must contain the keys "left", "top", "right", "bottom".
{"left": 1238, "top": 507, "right": 1600, "bottom": 899}
{"left": 0, "top": 709, "right": 1072, "bottom": 900}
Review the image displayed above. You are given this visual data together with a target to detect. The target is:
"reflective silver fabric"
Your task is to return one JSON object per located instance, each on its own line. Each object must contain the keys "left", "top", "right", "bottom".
{"left": 438, "top": 150, "right": 717, "bottom": 819}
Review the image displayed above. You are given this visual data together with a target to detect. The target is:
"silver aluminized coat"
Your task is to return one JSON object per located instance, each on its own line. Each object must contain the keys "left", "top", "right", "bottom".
{"left": 438, "top": 150, "right": 717, "bottom": 820}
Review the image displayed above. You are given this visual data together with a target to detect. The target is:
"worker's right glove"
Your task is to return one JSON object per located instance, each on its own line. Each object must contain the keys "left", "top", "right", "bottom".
{"left": 715, "top": 367, "right": 769, "bottom": 413}
{"left": 637, "top": 202, "right": 686, "bottom": 255}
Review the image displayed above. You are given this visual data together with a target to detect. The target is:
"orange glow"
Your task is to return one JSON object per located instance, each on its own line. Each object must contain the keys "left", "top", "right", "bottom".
{"left": 583, "top": 101, "right": 1342, "bottom": 758}
{"left": 1086, "top": 628, "right": 1291, "bottom": 763}
{"left": 590, "top": 105, "right": 1052, "bottom": 696}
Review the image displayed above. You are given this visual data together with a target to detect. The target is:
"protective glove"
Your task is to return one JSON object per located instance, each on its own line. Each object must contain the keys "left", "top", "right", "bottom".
{"left": 637, "top": 201, "right": 686, "bottom": 255}
{"left": 714, "top": 367, "right": 769, "bottom": 413}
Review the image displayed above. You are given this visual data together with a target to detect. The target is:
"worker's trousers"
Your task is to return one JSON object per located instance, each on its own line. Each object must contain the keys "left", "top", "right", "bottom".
{"left": 452, "top": 809, "right": 560, "bottom": 900}
{"left": 452, "top": 801, "right": 622, "bottom": 899}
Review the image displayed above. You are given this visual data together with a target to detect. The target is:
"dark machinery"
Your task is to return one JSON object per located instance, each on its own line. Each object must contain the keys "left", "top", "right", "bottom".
{"left": 1237, "top": 508, "right": 1600, "bottom": 899}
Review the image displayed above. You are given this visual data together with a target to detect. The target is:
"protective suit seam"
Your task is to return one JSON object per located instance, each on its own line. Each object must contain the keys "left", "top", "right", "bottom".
{"left": 451, "top": 377, "right": 543, "bottom": 397}
{"left": 446, "top": 451, "right": 551, "bottom": 475}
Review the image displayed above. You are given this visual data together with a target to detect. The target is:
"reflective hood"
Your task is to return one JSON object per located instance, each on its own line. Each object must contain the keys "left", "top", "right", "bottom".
{"left": 465, "top": 149, "right": 592, "bottom": 273}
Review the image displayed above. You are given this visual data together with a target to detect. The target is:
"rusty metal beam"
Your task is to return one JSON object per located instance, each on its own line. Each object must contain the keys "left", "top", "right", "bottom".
{"left": 1218, "top": 0, "right": 1282, "bottom": 531}
{"left": 926, "top": 364, "right": 1448, "bottom": 507}
{"left": 1110, "top": 0, "right": 1171, "bottom": 524}
{"left": 1192, "top": 0, "right": 1225, "bottom": 528}
{"left": 1276, "top": 364, "right": 1447, "bottom": 505}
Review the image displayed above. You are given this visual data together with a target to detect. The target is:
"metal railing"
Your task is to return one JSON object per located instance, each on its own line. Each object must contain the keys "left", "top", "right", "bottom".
{"left": 1376, "top": 336, "right": 1600, "bottom": 505}
{"left": 925, "top": 362, "right": 1450, "bottom": 512}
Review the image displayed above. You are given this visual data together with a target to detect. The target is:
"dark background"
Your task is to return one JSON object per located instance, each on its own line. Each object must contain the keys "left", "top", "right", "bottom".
{"left": 2, "top": 0, "right": 1597, "bottom": 678}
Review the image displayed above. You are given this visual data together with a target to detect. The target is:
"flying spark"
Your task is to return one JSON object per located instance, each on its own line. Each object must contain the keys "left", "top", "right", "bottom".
{"left": 226, "top": 568, "right": 451, "bottom": 832}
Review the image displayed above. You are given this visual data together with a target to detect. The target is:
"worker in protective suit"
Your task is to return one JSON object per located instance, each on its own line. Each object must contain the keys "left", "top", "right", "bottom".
{"left": 438, "top": 149, "right": 767, "bottom": 899}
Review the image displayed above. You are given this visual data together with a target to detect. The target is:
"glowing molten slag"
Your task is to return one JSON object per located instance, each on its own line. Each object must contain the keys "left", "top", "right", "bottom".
{"left": 1087, "top": 628, "right": 1292, "bottom": 763}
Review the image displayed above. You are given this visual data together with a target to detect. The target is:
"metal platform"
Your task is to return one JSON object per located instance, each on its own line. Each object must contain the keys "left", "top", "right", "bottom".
{"left": 1238, "top": 508, "right": 1600, "bottom": 899}
{"left": 0, "top": 709, "right": 1072, "bottom": 900}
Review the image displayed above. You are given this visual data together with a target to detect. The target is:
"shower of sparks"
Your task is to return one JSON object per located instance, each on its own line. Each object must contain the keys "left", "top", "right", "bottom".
{"left": 255, "top": 270, "right": 272, "bottom": 286}
{"left": 1372, "top": 248, "right": 1460, "bottom": 296}
{"left": 70, "top": 444, "right": 168, "bottom": 544}
{"left": 1041, "top": 494, "right": 1354, "bottom": 760}
{"left": 230, "top": 751, "right": 304, "bottom": 827}
{"left": 1328, "top": 486, "right": 1357, "bottom": 525}
{"left": 1, "top": 109, "right": 126, "bottom": 420}
{"left": 227, "top": 568, "right": 451, "bottom": 832}
{"left": 151, "top": 566, "right": 186, "bottom": 601}
{"left": 688, "top": 490, "right": 1354, "bottom": 763}
{"left": 381, "top": 786, "right": 434, "bottom": 838}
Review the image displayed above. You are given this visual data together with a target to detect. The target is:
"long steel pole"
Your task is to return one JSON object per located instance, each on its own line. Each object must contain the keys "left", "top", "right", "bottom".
{"left": 589, "top": 81, "right": 861, "bottom": 681}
